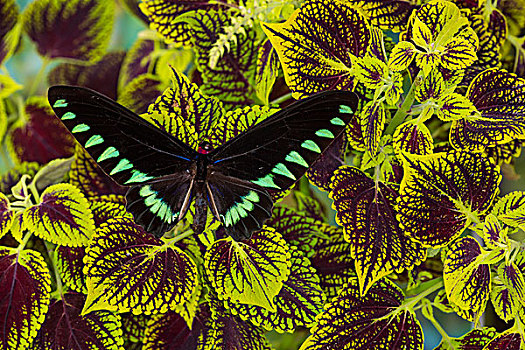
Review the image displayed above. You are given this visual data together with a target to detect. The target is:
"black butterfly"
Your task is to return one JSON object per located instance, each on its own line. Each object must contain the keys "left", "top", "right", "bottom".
{"left": 48, "top": 86, "right": 358, "bottom": 240}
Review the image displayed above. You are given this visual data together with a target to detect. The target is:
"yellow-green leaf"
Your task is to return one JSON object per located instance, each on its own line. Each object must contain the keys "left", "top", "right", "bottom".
{"left": 261, "top": 0, "right": 370, "bottom": 99}
{"left": 204, "top": 227, "right": 291, "bottom": 311}
{"left": 23, "top": 183, "right": 95, "bottom": 246}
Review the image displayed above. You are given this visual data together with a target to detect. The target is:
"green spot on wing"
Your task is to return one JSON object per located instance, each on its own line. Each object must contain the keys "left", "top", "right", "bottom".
{"left": 245, "top": 191, "right": 259, "bottom": 203}
{"left": 125, "top": 170, "right": 154, "bottom": 184}
{"left": 85, "top": 135, "right": 104, "bottom": 148}
{"left": 252, "top": 173, "right": 280, "bottom": 189}
{"left": 301, "top": 140, "right": 321, "bottom": 153}
{"left": 61, "top": 112, "right": 76, "bottom": 120}
{"left": 330, "top": 117, "right": 346, "bottom": 126}
{"left": 97, "top": 147, "right": 119, "bottom": 162}
{"left": 53, "top": 99, "right": 68, "bottom": 108}
{"left": 338, "top": 105, "right": 353, "bottom": 114}
{"left": 272, "top": 163, "right": 296, "bottom": 180}
{"left": 139, "top": 186, "right": 156, "bottom": 197}
{"left": 315, "top": 129, "right": 334, "bottom": 138}
{"left": 285, "top": 151, "right": 308, "bottom": 167}
{"left": 110, "top": 158, "right": 133, "bottom": 175}
{"left": 72, "top": 124, "right": 90, "bottom": 133}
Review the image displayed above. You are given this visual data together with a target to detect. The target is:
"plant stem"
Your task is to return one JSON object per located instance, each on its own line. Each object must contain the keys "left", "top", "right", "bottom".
{"left": 270, "top": 92, "right": 294, "bottom": 105}
{"left": 385, "top": 72, "right": 422, "bottom": 135}
{"left": 404, "top": 277, "right": 444, "bottom": 305}
{"left": 44, "top": 240, "right": 63, "bottom": 299}
{"left": 165, "top": 230, "right": 194, "bottom": 248}
{"left": 27, "top": 56, "right": 50, "bottom": 97}
{"left": 17, "top": 230, "right": 33, "bottom": 251}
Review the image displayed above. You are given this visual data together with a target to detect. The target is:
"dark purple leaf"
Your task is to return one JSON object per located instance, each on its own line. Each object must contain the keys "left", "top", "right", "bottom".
{"left": 48, "top": 51, "right": 125, "bottom": 100}
{"left": 8, "top": 98, "right": 74, "bottom": 164}
{"left": 23, "top": 0, "right": 114, "bottom": 61}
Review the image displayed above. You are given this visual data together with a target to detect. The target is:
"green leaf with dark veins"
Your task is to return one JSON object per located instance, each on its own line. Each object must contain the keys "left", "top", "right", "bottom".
{"left": 450, "top": 69, "right": 525, "bottom": 151}
{"left": 360, "top": 101, "right": 387, "bottom": 156}
{"left": 145, "top": 66, "right": 225, "bottom": 151}
{"left": 330, "top": 165, "right": 426, "bottom": 295}
{"left": 299, "top": 278, "right": 423, "bottom": 350}
{"left": 393, "top": 121, "right": 433, "bottom": 155}
{"left": 0, "top": 192, "right": 14, "bottom": 240}
{"left": 139, "top": 0, "right": 214, "bottom": 46}
{"left": 55, "top": 246, "right": 87, "bottom": 293}
{"left": 180, "top": 10, "right": 258, "bottom": 109}
{"left": 255, "top": 39, "right": 280, "bottom": 105}
{"left": 491, "top": 191, "right": 525, "bottom": 231}
{"left": 262, "top": 0, "right": 370, "bottom": 99}
{"left": 23, "top": 183, "right": 95, "bottom": 246}
{"left": 397, "top": 151, "right": 501, "bottom": 247}
{"left": 0, "top": 247, "right": 51, "bottom": 350}
{"left": 443, "top": 237, "right": 491, "bottom": 320}
{"left": 491, "top": 275, "right": 520, "bottom": 322}
{"left": 83, "top": 217, "right": 198, "bottom": 315}
{"left": 204, "top": 227, "right": 291, "bottom": 311}
{"left": 0, "top": 0, "right": 20, "bottom": 65}
{"left": 228, "top": 247, "right": 325, "bottom": 333}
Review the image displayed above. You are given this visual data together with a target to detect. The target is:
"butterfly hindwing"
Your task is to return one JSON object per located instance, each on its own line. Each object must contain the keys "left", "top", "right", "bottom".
{"left": 48, "top": 86, "right": 196, "bottom": 186}
{"left": 209, "top": 91, "right": 358, "bottom": 193}
{"left": 125, "top": 173, "right": 194, "bottom": 237}
{"left": 206, "top": 172, "right": 273, "bottom": 240}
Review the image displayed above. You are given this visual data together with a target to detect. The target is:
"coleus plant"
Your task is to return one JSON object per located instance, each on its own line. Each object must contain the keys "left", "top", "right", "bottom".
{"left": 0, "top": 0, "right": 525, "bottom": 349}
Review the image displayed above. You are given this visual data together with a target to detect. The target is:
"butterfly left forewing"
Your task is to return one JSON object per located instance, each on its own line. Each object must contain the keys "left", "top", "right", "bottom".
{"left": 48, "top": 86, "right": 196, "bottom": 186}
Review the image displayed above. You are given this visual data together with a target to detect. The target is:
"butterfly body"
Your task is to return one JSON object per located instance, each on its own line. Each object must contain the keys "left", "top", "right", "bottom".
{"left": 48, "top": 85, "right": 358, "bottom": 240}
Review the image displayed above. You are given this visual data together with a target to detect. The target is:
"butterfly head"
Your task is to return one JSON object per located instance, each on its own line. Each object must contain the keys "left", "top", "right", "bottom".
{"left": 198, "top": 141, "right": 213, "bottom": 154}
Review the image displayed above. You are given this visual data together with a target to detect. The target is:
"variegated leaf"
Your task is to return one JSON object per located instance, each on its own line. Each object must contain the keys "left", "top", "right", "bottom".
{"left": 0, "top": 248, "right": 51, "bottom": 350}
{"left": 35, "top": 292, "right": 123, "bottom": 350}
{"left": 397, "top": 151, "right": 500, "bottom": 247}
{"left": 23, "top": 0, "right": 114, "bottom": 62}
{"left": 393, "top": 121, "right": 433, "bottom": 155}
{"left": 345, "top": 0, "right": 417, "bottom": 32}
{"left": 83, "top": 217, "right": 198, "bottom": 315}
{"left": 360, "top": 101, "right": 387, "bottom": 156}
{"left": 484, "top": 332, "right": 523, "bottom": 350}
{"left": 491, "top": 275, "right": 520, "bottom": 322}
{"left": 69, "top": 145, "right": 126, "bottom": 199}
{"left": 0, "top": 192, "right": 14, "bottom": 239}
{"left": 204, "top": 227, "right": 291, "bottom": 311}
{"left": 139, "top": 0, "right": 214, "bottom": 45}
{"left": 47, "top": 51, "right": 125, "bottom": 100}
{"left": 491, "top": 191, "right": 525, "bottom": 231}
{"left": 228, "top": 247, "right": 325, "bottom": 332}
{"left": 55, "top": 246, "right": 86, "bottom": 293}
{"left": 255, "top": 39, "right": 279, "bottom": 105}
{"left": 262, "top": 0, "right": 370, "bottom": 98}
{"left": 179, "top": 10, "right": 258, "bottom": 109}
{"left": 443, "top": 237, "right": 491, "bottom": 320}
{"left": 145, "top": 66, "right": 224, "bottom": 151}
{"left": 200, "top": 300, "right": 272, "bottom": 350}
{"left": 434, "top": 328, "right": 497, "bottom": 350}
{"left": 23, "top": 183, "right": 95, "bottom": 246}
{"left": 299, "top": 278, "right": 423, "bottom": 350}
{"left": 0, "top": 0, "right": 20, "bottom": 65}
{"left": 142, "top": 310, "right": 204, "bottom": 350}
{"left": 118, "top": 74, "right": 165, "bottom": 115}
{"left": 310, "top": 229, "right": 355, "bottom": 300}
{"left": 331, "top": 166, "right": 426, "bottom": 295}
{"left": 450, "top": 69, "right": 525, "bottom": 151}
